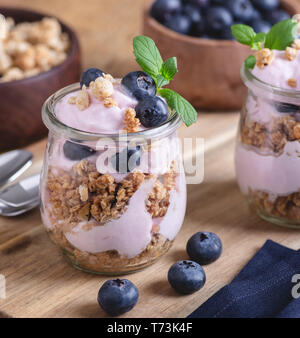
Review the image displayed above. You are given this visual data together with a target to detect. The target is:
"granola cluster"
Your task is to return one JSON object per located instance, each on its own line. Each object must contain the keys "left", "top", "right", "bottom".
{"left": 123, "top": 107, "right": 140, "bottom": 133}
{"left": 255, "top": 48, "right": 275, "bottom": 69}
{"left": 241, "top": 114, "right": 300, "bottom": 154}
{"left": 0, "top": 15, "right": 70, "bottom": 82}
{"left": 249, "top": 189, "right": 300, "bottom": 222}
{"left": 46, "top": 159, "right": 177, "bottom": 232}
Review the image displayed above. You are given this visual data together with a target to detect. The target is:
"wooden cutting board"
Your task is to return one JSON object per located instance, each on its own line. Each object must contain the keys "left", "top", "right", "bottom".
{"left": 0, "top": 112, "right": 299, "bottom": 318}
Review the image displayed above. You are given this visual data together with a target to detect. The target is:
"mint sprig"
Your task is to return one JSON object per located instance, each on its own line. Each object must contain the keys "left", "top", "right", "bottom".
{"left": 133, "top": 35, "right": 196, "bottom": 127}
{"left": 231, "top": 19, "right": 299, "bottom": 70}
{"left": 231, "top": 24, "right": 266, "bottom": 50}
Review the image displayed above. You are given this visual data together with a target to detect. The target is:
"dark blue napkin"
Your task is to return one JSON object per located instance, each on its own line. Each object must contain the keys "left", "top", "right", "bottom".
{"left": 188, "top": 240, "right": 300, "bottom": 318}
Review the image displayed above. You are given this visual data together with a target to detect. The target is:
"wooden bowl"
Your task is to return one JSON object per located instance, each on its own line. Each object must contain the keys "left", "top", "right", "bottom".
{"left": 143, "top": 0, "right": 300, "bottom": 110}
{"left": 0, "top": 7, "right": 81, "bottom": 152}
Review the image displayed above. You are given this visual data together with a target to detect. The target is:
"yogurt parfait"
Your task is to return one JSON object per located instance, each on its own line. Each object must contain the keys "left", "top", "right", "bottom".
{"left": 40, "top": 36, "right": 196, "bottom": 274}
{"left": 233, "top": 19, "right": 300, "bottom": 227}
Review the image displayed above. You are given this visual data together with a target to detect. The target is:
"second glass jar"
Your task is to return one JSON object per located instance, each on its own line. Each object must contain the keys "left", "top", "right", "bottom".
{"left": 236, "top": 65, "right": 300, "bottom": 229}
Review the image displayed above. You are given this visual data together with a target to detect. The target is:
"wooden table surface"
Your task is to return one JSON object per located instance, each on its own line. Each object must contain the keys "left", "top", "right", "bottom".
{"left": 0, "top": 0, "right": 300, "bottom": 318}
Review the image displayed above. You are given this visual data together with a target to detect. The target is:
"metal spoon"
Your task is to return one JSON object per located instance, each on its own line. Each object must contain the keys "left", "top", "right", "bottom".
{"left": 0, "top": 150, "right": 33, "bottom": 187}
{"left": 0, "top": 200, "right": 39, "bottom": 217}
{"left": 0, "top": 173, "right": 40, "bottom": 208}
{"left": 0, "top": 174, "right": 40, "bottom": 217}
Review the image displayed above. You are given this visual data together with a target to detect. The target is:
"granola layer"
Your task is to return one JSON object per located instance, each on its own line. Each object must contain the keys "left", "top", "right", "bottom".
{"left": 42, "top": 159, "right": 180, "bottom": 272}
{"left": 48, "top": 229, "right": 172, "bottom": 274}
{"left": 241, "top": 113, "right": 300, "bottom": 154}
{"left": 249, "top": 189, "right": 300, "bottom": 222}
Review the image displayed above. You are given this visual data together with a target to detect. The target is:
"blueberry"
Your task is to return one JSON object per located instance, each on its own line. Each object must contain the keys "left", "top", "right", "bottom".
{"left": 111, "top": 146, "right": 142, "bottom": 173}
{"left": 226, "top": 0, "right": 254, "bottom": 23}
{"left": 135, "top": 96, "right": 169, "bottom": 128}
{"left": 97, "top": 279, "right": 139, "bottom": 316}
{"left": 63, "top": 141, "right": 96, "bottom": 161}
{"left": 205, "top": 7, "right": 233, "bottom": 36}
{"left": 151, "top": 0, "right": 182, "bottom": 24}
{"left": 251, "top": 8, "right": 262, "bottom": 21}
{"left": 121, "top": 71, "right": 156, "bottom": 101}
{"left": 186, "top": 232, "right": 222, "bottom": 265}
{"left": 250, "top": 19, "right": 271, "bottom": 33}
{"left": 186, "top": 0, "right": 210, "bottom": 10}
{"left": 211, "top": 0, "right": 226, "bottom": 5}
{"left": 168, "top": 260, "right": 206, "bottom": 294}
{"left": 193, "top": 21, "right": 206, "bottom": 37}
{"left": 80, "top": 68, "right": 103, "bottom": 88}
{"left": 221, "top": 25, "right": 234, "bottom": 39}
{"left": 165, "top": 13, "right": 192, "bottom": 35}
{"left": 274, "top": 102, "right": 300, "bottom": 113}
{"left": 252, "top": 0, "right": 279, "bottom": 11}
{"left": 264, "top": 9, "right": 290, "bottom": 25}
{"left": 182, "top": 4, "right": 202, "bottom": 26}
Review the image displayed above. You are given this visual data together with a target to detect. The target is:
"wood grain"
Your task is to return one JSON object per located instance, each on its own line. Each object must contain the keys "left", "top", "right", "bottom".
{"left": 0, "top": 112, "right": 299, "bottom": 318}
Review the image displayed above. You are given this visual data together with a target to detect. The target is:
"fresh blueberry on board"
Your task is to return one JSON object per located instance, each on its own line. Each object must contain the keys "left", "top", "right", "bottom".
{"left": 226, "top": 0, "right": 254, "bottom": 23}
{"left": 168, "top": 260, "right": 206, "bottom": 294}
{"left": 121, "top": 71, "right": 156, "bottom": 101}
{"left": 274, "top": 102, "right": 300, "bottom": 114}
{"left": 205, "top": 6, "right": 233, "bottom": 36}
{"left": 151, "top": 0, "right": 182, "bottom": 24}
{"left": 80, "top": 68, "right": 103, "bottom": 88}
{"left": 135, "top": 96, "right": 169, "bottom": 128}
{"left": 252, "top": 0, "right": 279, "bottom": 11}
{"left": 111, "top": 146, "right": 142, "bottom": 173}
{"left": 165, "top": 13, "right": 192, "bottom": 35}
{"left": 63, "top": 141, "right": 96, "bottom": 161}
{"left": 250, "top": 19, "right": 272, "bottom": 33}
{"left": 264, "top": 9, "right": 290, "bottom": 25}
{"left": 186, "top": 232, "right": 222, "bottom": 265}
{"left": 97, "top": 279, "right": 139, "bottom": 316}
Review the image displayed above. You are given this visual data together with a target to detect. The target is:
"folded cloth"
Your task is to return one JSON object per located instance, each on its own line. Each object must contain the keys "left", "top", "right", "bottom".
{"left": 188, "top": 240, "right": 300, "bottom": 318}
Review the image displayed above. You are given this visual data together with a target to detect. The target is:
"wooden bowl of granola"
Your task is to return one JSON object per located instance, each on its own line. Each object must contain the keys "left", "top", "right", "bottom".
{"left": 143, "top": 0, "right": 300, "bottom": 110}
{"left": 0, "top": 7, "right": 81, "bottom": 151}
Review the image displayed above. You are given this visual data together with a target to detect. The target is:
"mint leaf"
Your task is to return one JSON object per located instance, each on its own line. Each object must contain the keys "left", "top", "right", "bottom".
{"left": 264, "top": 19, "right": 298, "bottom": 50}
{"left": 159, "top": 88, "right": 197, "bottom": 127}
{"left": 231, "top": 24, "right": 256, "bottom": 46}
{"left": 161, "top": 57, "right": 178, "bottom": 81}
{"left": 133, "top": 36, "right": 163, "bottom": 80}
{"left": 157, "top": 74, "right": 169, "bottom": 88}
{"left": 251, "top": 32, "right": 266, "bottom": 50}
{"left": 244, "top": 55, "right": 256, "bottom": 69}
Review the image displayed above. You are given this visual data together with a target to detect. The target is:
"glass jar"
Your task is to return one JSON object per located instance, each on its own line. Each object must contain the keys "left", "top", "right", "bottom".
{"left": 41, "top": 84, "right": 187, "bottom": 274}
{"left": 236, "top": 65, "right": 300, "bottom": 229}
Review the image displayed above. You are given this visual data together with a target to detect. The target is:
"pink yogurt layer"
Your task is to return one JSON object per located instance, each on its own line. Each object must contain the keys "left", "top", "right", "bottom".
{"left": 55, "top": 84, "right": 138, "bottom": 133}
{"left": 64, "top": 170, "right": 186, "bottom": 257}
{"left": 236, "top": 142, "right": 300, "bottom": 197}
{"left": 252, "top": 50, "right": 300, "bottom": 91}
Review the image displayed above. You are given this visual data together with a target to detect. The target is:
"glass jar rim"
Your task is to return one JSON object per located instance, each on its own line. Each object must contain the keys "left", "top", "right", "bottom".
{"left": 241, "top": 64, "right": 300, "bottom": 102}
{"left": 42, "top": 83, "right": 182, "bottom": 142}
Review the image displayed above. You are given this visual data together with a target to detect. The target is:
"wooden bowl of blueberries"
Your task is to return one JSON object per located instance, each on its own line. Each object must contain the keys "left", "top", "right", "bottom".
{"left": 143, "top": 0, "right": 300, "bottom": 110}
{"left": 0, "top": 7, "right": 81, "bottom": 152}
